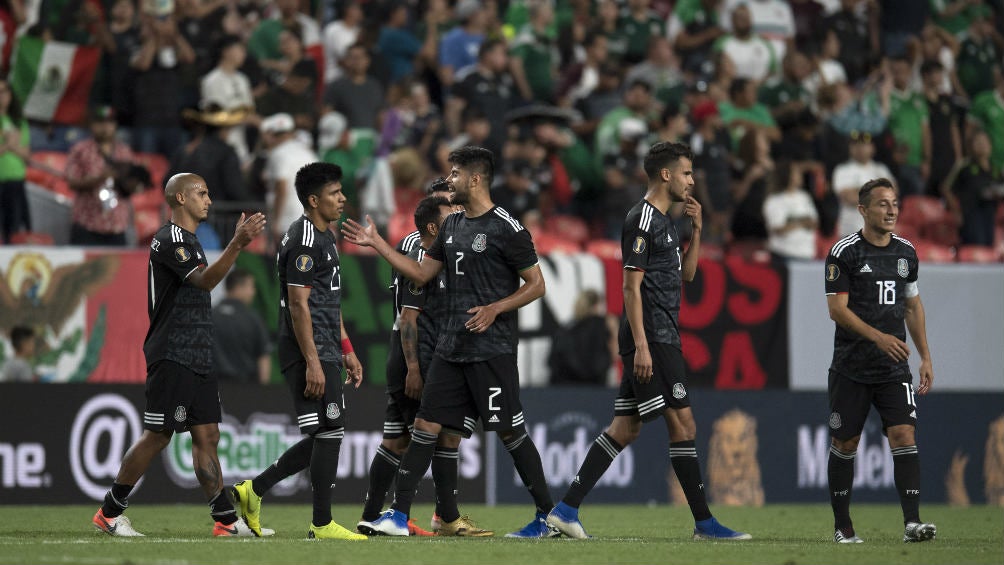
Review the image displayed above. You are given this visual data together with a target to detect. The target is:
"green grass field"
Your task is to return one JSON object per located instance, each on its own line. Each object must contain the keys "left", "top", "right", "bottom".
{"left": 1, "top": 504, "right": 1000, "bottom": 565}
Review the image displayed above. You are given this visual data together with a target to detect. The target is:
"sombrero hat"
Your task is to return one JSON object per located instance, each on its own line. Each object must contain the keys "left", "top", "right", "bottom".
{"left": 181, "top": 103, "right": 249, "bottom": 127}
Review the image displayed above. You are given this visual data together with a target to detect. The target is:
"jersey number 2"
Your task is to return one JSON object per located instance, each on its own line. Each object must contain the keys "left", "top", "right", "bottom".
{"left": 455, "top": 252, "right": 465, "bottom": 276}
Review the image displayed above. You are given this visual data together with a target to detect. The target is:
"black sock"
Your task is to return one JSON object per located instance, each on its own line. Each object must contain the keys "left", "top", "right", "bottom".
{"left": 892, "top": 445, "right": 921, "bottom": 524}
{"left": 432, "top": 446, "right": 460, "bottom": 523}
{"left": 253, "top": 437, "right": 313, "bottom": 496}
{"left": 361, "top": 445, "right": 401, "bottom": 522}
{"left": 828, "top": 445, "right": 856, "bottom": 529}
{"left": 209, "top": 490, "right": 238, "bottom": 525}
{"left": 310, "top": 432, "right": 343, "bottom": 527}
{"left": 563, "top": 432, "right": 623, "bottom": 508}
{"left": 101, "top": 483, "right": 134, "bottom": 518}
{"left": 391, "top": 429, "right": 438, "bottom": 517}
{"left": 504, "top": 431, "right": 554, "bottom": 515}
{"left": 670, "top": 440, "right": 711, "bottom": 522}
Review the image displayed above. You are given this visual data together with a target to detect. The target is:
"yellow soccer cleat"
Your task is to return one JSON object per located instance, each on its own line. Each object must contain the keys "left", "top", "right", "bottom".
{"left": 228, "top": 480, "right": 264, "bottom": 536}
{"left": 308, "top": 521, "right": 368, "bottom": 540}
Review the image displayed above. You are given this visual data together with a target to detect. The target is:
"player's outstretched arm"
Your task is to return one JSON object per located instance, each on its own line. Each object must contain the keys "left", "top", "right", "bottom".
{"left": 341, "top": 215, "right": 442, "bottom": 284}
{"left": 826, "top": 293, "right": 910, "bottom": 362}
{"left": 466, "top": 264, "right": 545, "bottom": 333}
{"left": 189, "top": 212, "right": 267, "bottom": 291}
{"left": 905, "top": 294, "right": 934, "bottom": 394}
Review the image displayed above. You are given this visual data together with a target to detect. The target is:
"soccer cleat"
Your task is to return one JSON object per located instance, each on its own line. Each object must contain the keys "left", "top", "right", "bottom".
{"left": 363, "top": 510, "right": 410, "bottom": 537}
{"left": 92, "top": 508, "right": 145, "bottom": 537}
{"left": 505, "top": 512, "right": 561, "bottom": 538}
{"left": 430, "top": 513, "right": 442, "bottom": 532}
{"left": 408, "top": 518, "right": 436, "bottom": 537}
{"left": 228, "top": 480, "right": 265, "bottom": 536}
{"left": 213, "top": 517, "right": 257, "bottom": 537}
{"left": 308, "top": 520, "right": 368, "bottom": 540}
{"left": 693, "top": 517, "right": 752, "bottom": 540}
{"left": 903, "top": 522, "right": 936, "bottom": 543}
{"left": 436, "top": 515, "right": 494, "bottom": 537}
{"left": 546, "top": 502, "right": 589, "bottom": 539}
{"left": 834, "top": 527, "right": 864, "bottom": 543}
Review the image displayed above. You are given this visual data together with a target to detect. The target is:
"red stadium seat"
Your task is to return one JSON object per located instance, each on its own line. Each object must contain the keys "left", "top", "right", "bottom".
{"left": 134, "top": 153, "right": 170, "bottom": 190}
{"left": 899, "top": 195, "right": 946, "bottom": 228}
{"left": 816, "top": 232, "right": 840, "bottom": 259}
{"left": 585, "top": 238, "right": 622, "bottom": 261}
{"left": 387, "top": 211, "right": 415, "bottom": 247}
{"left": 546, "top": 215, "right": 590, "bottom": 245}
{"left": 8, "top": 231, "right": 54, "bottom": 245}
{"left": 956, "top": 245, "right": 1000, "bottom": 263}
{"left": 26, "top": 151, "right": 73, "bottom": 199}
{"left": 535, "top": 232, "right": 582, "bottom": 255}
{"left": 912, "top": 240, "right": 955, "bottom": 262}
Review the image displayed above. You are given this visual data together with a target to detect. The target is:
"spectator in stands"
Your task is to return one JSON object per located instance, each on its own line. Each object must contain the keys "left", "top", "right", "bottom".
{"left": 201, "top": 35, "right": 257, "bottom": 163}
{"left": 602, "top": 117, "right": 648, "bottom": 238}
{"left": 689, "top": 99, "right": 733, "bottom": 244}
{"left": 101, "top": 0, "right": 142, "bottom": 125}
{"left": 722, "top": 0, "right": 796, "bottom": 61}
{"left": 718, "top": 78, "right": 781, "bottom": 149}
{"left": 558, "top": 32, "right": 609, "bottom": 108}
{"left": 65, "top": 105, "right": 135, "bottom": 246}
{"left": 921, "top": 60, "right": 961, "bottom": 198}
{"left": 831, "top": 130, "right": 895, "bottom": 236}
{"left": 436, "top": 106, "right": 491, "bottom": 172}
{"left": 802, "top": 29, "right": 848, "bottom": 106}
{"left": 887, "top": 55, "right": 930, "bottom": 197}
{"left": 175, "top": 0, "right": 230, "bottom": 109}
{"left": 169, "top": 104, "right": 248, "bottom": 209}
{"left": 591, "top": 0, "right": 628, "bottom": 63}
{"left": 930, "top": 0, "right": 993, "bottom": 39}
{"left": 448, "top": 39, "right": 517, "bottom": 159}
{"left": 322, "top": 0, "right": 363, "bottom": 84}
{"left": 730, "top": 128, "right": 773, "bottom": 242}
{"left": 548, "top": 289, "right": 615, "bottom": 386}
{"left": 212, "top": 268, "right": 271, "bottom": 385}
{"left": 378, "top": 2, "right": 425, "bottom": 84}
{"left": 910, "top": 24, "right": 960, "bottom": 96}
{"left": 572, "top": 62, "right": 622, "bottom": 142}
{"left": 509, "top": 0, "right": 559, "bottom": 104}
{"left": 943, "top": 130, "right": 1003, "bottom": 247}
{"left": 247, "top": 0, "right": 320, "bottom": 76}
{"left": 968, "top": 66, "right": 1004, "bottom": 176}
{"left": 821, "top": 77, "right": 889, "bottom": 138}
{"left": 0, "top": 77, "right": 31, "bottom": 243}
{"left": 438, "top": 0, "right": 486, "bottom": 88}
{"left": 879, "top": 0, "right": 929, "bottom": 57}
{"left": 758, "top": 51, "right": 813, "bottom": 128}
{"left": 667, "top": 0, "right": 725, "bottom": 78}
{"left": 956, "top": 14, "right": 1002, "bottom": 99}
{"left": 1, "top": 326, "right": 36, "bottom": 382}
{"left": 595, "top": 78, "right": 655, "bottom": 158}
{"left": 129, "top": 8, "right": 194, "bottom": 157}
{"left": 713, "top": 4, "right": 777, "bottom": 83}
{"left": 763, "top": 160, "right": 818, "bottom": 260}
{"left": 493, "top": 157, "right": 541, "bottom": 223}
{"left": 256, "top": 27, "right": 318, "bottom": 133}
{"left": 261, "top": 113, "right": 317, "bottom": 240}
{"left": 323, "top": 43, "right": 384, "bottom": 131}
{"left": 823, "top": 0, "right": 875, "bottom": 85}
{"left": 618, "top": 0, "right": 665, "bottom": 65}
{"left": 625, "top": 37, "right": 684, "bottom": 110}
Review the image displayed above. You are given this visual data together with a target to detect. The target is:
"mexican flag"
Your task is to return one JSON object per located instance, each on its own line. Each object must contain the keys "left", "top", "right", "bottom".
{"left": 10, "top": 36, "right": 100, "bottom": 125}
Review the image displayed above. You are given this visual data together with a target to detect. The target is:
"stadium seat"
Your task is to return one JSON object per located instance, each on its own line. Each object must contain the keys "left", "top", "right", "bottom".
{"left": 726, "top": 239, "right": 770, "bottom": 262}
{"left": 911, "top": 240, "right": 955, "bottom": 262}
{"left": 699, "top": 242, "right": 725, "bottom": 261}
{"left": 535, "top": 232, "right": 581, "bottom": 255}
{"left": 26, "top": 151, "right": 73, "bottom": 199}
{"left": 956, "top": 245, "right": 1000, "bottom": 263}
{"left": 546, "top": 215, "right": 590, "bottom": 245}
{"left": 8, "top": 230, "right": 54, "bottom": 245}
{"left": 134, "top": 153, "right": 170, "bottom": 190}
{"left": 585, "top": 238, "right": 621, "bottom": 261}
{"left": 816, "top": 233, "right": 840, "bottom": 260}
{"left": 387, "top": 211, "right": 415, "bottom": 247}
{"left": 899, "top": 195, "right": 946, "bottom": 228}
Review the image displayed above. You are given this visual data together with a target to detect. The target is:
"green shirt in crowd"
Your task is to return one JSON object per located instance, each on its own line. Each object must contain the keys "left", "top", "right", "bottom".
{"left": 0, "top": 115, "right": 29, "bottom": 182}
{"left": 510, "top": 26, "right": 559, "bottom": 102}
{"left": 717, "top": 101, "right": 776, "bottom": 149}
{"left": 969, "top": 89, "right": 1004, "bottom": 174}
{"left": 957, "top": 36, "right": 1000, "bottom": 98}
{"left": 888, "top": 90, "right": 929, "bottom": 167}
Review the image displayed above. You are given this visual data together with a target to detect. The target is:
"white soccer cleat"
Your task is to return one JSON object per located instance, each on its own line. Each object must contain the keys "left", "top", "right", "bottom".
{"left": 834, "top": 527, "right": 864, "bottom": 543}
{"left": 93, "top": 509, "right": 145, "bottom": 537}
{"left": 213, "top": 516, "right": 258, "bottom": 537}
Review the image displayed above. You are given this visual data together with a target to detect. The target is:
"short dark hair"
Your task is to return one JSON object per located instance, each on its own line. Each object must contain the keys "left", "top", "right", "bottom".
{"left": 643, "top": 141, "right": 693, "bottom": 180}
{"left": 425, "top": 176, "right": 449, "bottom": 195}
{"left": 10, "top": 326, "right": 34, "bottom": 353}
{"left": 478, "top": 38, "right": 504, "bottom": 59}
{"left": 448, "top": 146, "right": 495, "bottom": 186}
{"left": 414, "top": 195, "right": 451, "bottom": 237}
{"left": 858, "top": 177, "right": 896, "bottom": 206}
{"left": 920, "top": 59, "right": 944, "bottom": 76}
{"left": 295, "top": 162, "right": 343, "bottom": 206}
{"left": 224, "top": 267, "right": 254, "bottom": 292}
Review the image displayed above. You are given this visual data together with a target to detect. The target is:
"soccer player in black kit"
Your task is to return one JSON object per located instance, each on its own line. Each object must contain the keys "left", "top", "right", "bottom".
{"left": 228, "top": 162, "right": 367, "bottom": 540}
{"left": 342, "top": 146, "right": 558, "bottom": 538}
{"left": 545, "top": 142, "right": 750, "bottom": 541}
{"left": 92, "top": 173, "right": 266, "bottom": 537}
{"left": 823, "top": 178, "right": 936, "bottom": 544}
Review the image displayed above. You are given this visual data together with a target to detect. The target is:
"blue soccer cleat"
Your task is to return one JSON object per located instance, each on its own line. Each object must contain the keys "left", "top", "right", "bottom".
{"left": 505, "top": 511, "right": 561, "bottom": 538}
{"left": 693, "top": 517, "right": 752, "bottom": 540}
{"left": 545, "top": 502, "right": 590, "bottom": 539}
{"left": 365, "top": 509, "right": 410, "bottom": 536}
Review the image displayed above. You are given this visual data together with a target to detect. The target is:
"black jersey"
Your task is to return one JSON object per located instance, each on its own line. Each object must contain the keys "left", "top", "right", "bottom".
{"left": 144, "top": 223, "right": 212, "bottom": 374}
{"left": 618, "top": 200, "right": 684, "bottom": 355}
{"left": 276, "top": 216, "right": 342, "bottom": 370}
{"left": 425, "top": 207, "right": 538, "bottom": 363}
{"left": 825, "top": 232, "right": 919, "bottom": 383}
{"left": 391, "top": 231, "right": 422, "bottom": 331}
{"left": 396, "top": 246, "right": 448, "bottom": 368}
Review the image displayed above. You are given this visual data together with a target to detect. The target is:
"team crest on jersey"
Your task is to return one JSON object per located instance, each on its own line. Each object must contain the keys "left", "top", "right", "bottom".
{"left": 826, "top": 263, "right": 840, "bottom": 281}
{"left": 174, "top": 406, "right": 187, "bottom": 423}
{"left": 672, "top": 383, "right": 687, "bottom": 399}
{"left": 897, "top": 258, "right": 909, "bottom": 278}
{"left": 296, "top": 254, "right": 314, "bottom": 272}
{"left": 472, "top": 233, "right": 487, "bottom": 252}
{"left": 175, "top": 246, "right": 191, "bottom": 262}
{"left": 829, "top": 412, "right": 842, "bottom": 430}
{"left": 326, "top": 403, "right": 340, "bottom": 420}
{"left": 408, "top": 281, "right": 424, "bottom": 296}
{"left": 632, "top": 236, "right": 646, "bottom": 254}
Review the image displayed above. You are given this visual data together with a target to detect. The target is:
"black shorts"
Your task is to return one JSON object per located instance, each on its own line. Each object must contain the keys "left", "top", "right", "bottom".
{"left": 283, "top": 359, "right": 345, "bottom": 435}
{"left": 417, "top": 354, "right": 524, "bottom": 437}
{"left": 617, "top": 343, "right": 690, "bottom": 423}
{"left": 144, "top": 360, "right": 221, "bottom": 433}
{"left": 384, "top": 330, "right": 422, "bottom": 439}
{"left": 828, "top": 370, "right": 918, "bottom": 440}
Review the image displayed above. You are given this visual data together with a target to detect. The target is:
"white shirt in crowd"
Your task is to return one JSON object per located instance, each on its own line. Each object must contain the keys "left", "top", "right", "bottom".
{"left": 323, "top": 19, "right": 360, "bottom": 83}
{"left": 721, "top": 0, "right": 795, "bottom": 61}
{"left": 832, "top": 159, "right": 895, "bottom": 237}
{"left": 763, "top": 188, "right": 819, "bottom": 259}
{"left": 266, "top": 137, "right": 320, "bottom": 232}
{"left": 201, "top": 68, "right": 255, "bottom": 161}
{"left": 718, "top": 35, "right": 776, "bottom": 82}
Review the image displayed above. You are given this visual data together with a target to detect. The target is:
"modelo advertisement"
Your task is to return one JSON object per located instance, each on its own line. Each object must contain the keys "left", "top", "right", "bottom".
{"left": 491, "top": 388, "right": 1004, "bottom": 505}
{"left": 0, "top": 384, "right": 484, "bottom": 505}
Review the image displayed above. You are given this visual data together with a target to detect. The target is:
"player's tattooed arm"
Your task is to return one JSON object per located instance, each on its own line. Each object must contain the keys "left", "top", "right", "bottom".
{"left": 399, "top": 308, "right": 423, "bottom": 400}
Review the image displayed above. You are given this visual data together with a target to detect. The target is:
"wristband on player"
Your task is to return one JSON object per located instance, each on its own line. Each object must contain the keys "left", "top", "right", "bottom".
{"left": 341, "top": 338, "right": 354, "bottom": 356}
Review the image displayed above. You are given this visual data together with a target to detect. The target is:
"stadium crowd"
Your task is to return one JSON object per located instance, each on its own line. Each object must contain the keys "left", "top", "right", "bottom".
{"left": 0, "top": 0, "right": 1002, "bottom": 262}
